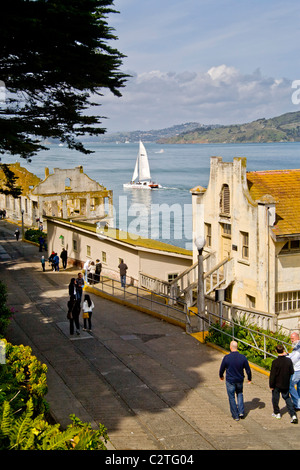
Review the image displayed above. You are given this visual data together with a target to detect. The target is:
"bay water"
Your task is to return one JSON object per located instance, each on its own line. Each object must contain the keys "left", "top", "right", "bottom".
{"left": 7, "top": 141, "right": 300, "bottom": 250}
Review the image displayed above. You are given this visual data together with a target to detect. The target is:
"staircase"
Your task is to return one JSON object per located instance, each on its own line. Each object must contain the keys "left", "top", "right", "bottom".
{"left": 140, "top": 253, "right": 233, "bottom": 308}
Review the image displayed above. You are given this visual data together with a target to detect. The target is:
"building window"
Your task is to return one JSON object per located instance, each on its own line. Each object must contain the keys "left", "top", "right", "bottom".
{"left": 73, "top": 239, "right": 78, "bottom": 252}
{"left": 87, "top": 245, "right": 91, "bottom": 257}
{"left": 276, "top": 291, "right": 300, "bottom": 313}
{"left": 220, "top": 184, "right": 230, "bottom": 215}
{"left": 205, "top": 223, "right": 212, "bottom": 248}
{"left": 102, "top": 251, "right": 107, "bottom": 263}
{"left": 280, "top": 240, "right": 300, "bottom": 254}
{"left": 222, "top": 223, "right": 231, "bottom": 236}
{"left": 246, "top": 294, "right": 256, "bottom": 309}
{"left": 168, "top": 273, "right": 178, "bottom": 282}
{"left": 241, "top": 231, "right": 249, "bottom": 259}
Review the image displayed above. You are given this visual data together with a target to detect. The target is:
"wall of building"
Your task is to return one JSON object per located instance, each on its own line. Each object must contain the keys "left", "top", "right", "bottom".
{"left": 46, "top": 219, "right": 192, "bottom": 286}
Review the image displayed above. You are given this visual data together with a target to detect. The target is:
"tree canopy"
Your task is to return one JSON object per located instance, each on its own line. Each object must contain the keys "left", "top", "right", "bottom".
{"left": 0, "top": 0, "right": 128, "bottom": 160}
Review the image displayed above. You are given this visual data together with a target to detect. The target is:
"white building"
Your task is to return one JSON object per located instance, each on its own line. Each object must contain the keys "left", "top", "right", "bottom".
{"left": 191, "top": 156, "right": 300, "bottom": 330}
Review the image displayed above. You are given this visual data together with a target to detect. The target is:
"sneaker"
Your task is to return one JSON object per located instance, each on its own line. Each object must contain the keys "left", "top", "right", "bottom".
{"left": 272, "top": 413, "right": 281, "bottom": 419}
{"left": 239, "top": 414, "right": 245, "bottom": 419}
{"left": 291, "top": 415, "right": 298, "bottom": 424}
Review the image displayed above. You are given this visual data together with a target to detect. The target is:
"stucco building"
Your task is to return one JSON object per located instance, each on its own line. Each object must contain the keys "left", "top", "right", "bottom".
{"left": 0, "top": 163, "right": 113, "bottom": 228}
{"left": 191, "top": 156, "right": 300, "bottom": 330}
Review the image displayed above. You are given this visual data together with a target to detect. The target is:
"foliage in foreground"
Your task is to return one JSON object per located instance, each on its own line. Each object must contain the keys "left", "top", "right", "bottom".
{"left": 0, "top": 340, "right": 109, "bottom": 450}
{"left": 205, "top": 317, "right": 291, "bottom": 371}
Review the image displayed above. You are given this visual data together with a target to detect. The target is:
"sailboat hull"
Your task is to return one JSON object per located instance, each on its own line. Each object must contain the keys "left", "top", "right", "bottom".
{"left": 123, "top": 181, "right": 161, "bottom": 189}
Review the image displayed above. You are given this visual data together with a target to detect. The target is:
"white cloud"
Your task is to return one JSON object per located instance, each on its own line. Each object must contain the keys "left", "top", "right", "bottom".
{"left": 98, "top": 65, "right": 296, "bottom": 132}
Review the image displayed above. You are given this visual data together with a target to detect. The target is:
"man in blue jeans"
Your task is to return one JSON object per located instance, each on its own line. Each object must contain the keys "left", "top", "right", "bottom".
{"left": 219, "top": 340, "right": 252, "bottom": 421}
{"left": 287, "top": 332, "right": 300, "bottom": 411}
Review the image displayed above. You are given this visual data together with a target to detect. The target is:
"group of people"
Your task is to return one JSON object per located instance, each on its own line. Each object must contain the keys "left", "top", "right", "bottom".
{"left": 44, "top": 248, "right": 68, "bottom": 272}
{"left": 0, "top": 209, "right": 6, "bottom": 219}
{"left": 84, "top": 258, "right": 128, "bottom": 287}
{"left": 219, "top": 332, "right": 300, "bottom": 424}
{"left": 67, "top": 272, "right": 94, "bottom": 335}
{"left": 83, "top": 259, "right": 102, "bottom": 284}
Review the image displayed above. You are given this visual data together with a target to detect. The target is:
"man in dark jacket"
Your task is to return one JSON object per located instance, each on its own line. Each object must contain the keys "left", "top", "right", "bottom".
{"left": 219, "top": 340, "right": 252, "bottom": 421}
{"left": 269, "top": 344, "right": 298, "bottom": 423}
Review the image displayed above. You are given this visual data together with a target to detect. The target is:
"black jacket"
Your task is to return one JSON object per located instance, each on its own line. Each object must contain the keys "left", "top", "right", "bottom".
{"left": 269, "top": 355, "right": 294, "bottom": 390}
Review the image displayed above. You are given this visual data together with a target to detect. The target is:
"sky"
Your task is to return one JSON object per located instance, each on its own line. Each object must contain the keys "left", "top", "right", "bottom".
{"left": 96, "top": 0, "right": 300, "bottom": 133}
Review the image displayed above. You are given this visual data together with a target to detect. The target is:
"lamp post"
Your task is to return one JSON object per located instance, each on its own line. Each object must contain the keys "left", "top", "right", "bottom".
{"left": 21, "top": 209, "right": 24, "bottom": 241}
{"left": 195, "top": 236, "right": 206, "bottom": 333}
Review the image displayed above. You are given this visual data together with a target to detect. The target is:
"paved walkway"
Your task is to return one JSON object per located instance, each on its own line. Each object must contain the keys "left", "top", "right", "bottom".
{"left": 1, "top": 220, "right": 300, "bottom": 451}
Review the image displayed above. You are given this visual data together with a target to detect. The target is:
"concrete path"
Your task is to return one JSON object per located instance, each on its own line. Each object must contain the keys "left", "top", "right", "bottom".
{"left": 1, "top": 219, "right": 300, "bottom": 451}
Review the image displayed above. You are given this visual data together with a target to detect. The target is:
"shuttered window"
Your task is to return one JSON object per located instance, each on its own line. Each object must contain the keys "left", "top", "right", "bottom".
{"left": 220, "top": 184, "right": 230, "bottom": 215}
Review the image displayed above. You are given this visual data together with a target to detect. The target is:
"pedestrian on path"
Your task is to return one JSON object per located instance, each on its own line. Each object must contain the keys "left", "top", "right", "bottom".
{"left": 287, "top": 332, "right": 300, "bottom": 411}
{"left": 82, "top": 294, "right": 94, "bottom": 332}
{"left": 83, "top": 259, "right": 91, "bottom": 283}
{"left": 76, "top": 272, "right": 84, "bottom": 301}
{"left": 219, "top": 340, "right": 252, "bottom": 421}
{"left": 95, "top": 259, "right": 102, "bottom": 283}
{"left": 67, "top": 297, "right": 81, "bottom": 336}
{"left": 14, "top": 229, "right": 20, "bottom": 241}
{"left": 118, "top": 259, "right": 128, "bottom": 288}
{"left": 60, "top": 248, "right": 68, "bottom": 269}
{"left": 41, "top": 255, "right": 46, "bottom": 272}
{"left": 68, "top": 278, "right": 77, "bottom": 301}
{"left": 269, "top": 344, "right": 298, "bottom": 423}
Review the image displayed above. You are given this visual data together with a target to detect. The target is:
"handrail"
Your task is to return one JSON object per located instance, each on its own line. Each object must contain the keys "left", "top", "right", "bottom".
{"left": 187, "top": 307, "right": 290, "bottom": 360}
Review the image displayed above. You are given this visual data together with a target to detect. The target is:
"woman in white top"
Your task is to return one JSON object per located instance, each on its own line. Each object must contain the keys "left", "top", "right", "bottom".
{"left": 82, "top": 294, "right": 94, "bottom": 332}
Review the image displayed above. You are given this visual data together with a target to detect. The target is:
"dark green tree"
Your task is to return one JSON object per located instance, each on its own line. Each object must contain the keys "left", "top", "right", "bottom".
{"left": 0, "top": 0, "right": 128, "bottom": 160}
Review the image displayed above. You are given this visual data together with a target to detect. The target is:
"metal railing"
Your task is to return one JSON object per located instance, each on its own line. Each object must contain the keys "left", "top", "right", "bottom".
{"left": 86, "top": 276, "right": 187, "bottom": 327}
{"left": 187, "top": 306, "right": 291, "bottom": 361}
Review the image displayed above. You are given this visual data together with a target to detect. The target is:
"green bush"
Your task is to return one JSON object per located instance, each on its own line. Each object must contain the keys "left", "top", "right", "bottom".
{"left": 24, "top": 228, "right": 46, "bottom": 245}
{"left": 205, "top": 317, "right": 291, "bottom": 371}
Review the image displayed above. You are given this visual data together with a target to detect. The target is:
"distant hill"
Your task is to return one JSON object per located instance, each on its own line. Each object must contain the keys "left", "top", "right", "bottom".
{"left": 98, "top": 122, "right": 215, "bottom": 143}
{"left": 158, "top": 111, "right": 300, "bottom": 144}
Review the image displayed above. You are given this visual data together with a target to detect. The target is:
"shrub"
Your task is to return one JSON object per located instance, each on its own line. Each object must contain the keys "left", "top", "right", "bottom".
{"left": 24, "top": 228, "right": 46, "bottom": 245}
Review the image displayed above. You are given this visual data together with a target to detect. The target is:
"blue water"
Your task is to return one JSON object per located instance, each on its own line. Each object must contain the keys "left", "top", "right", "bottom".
{"left": 5, "top": 141, "right": 300, "bottom": 249}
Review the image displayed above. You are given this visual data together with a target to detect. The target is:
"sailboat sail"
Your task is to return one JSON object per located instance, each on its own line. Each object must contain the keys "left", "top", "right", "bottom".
{"left": 132, "top": 141, "right": 151, "bottom": 182}
{"left": 138, "top": 141, "right": 151, "bottom": 181}
{"left": 124, "top": 140, "right": 161, "bottom": 189}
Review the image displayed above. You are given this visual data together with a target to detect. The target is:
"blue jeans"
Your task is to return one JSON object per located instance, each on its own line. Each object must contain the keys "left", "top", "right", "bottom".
{"left": 290, "top": 371, "right": 300, "bottom": 409}
{"left": 121, "top": 275, "right": 126, "bottom": 287}
{"left": 226, "top": 381, "right": 244, "bottom": 420}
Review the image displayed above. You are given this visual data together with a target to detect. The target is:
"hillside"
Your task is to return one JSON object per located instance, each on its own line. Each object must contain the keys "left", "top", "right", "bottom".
{"left": 98, "top": 122, "right": 207, "bottom": 143}
{"left": 158, "top": 111, "right": 300, "bottom": 144}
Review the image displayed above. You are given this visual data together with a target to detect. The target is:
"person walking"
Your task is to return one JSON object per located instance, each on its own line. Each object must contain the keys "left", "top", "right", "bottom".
{"left": 287, "top": 332, "right": 300, "bottom": 411}
{"left": 68, "top": 278, "right": 77, "bottom": 301}
{"left": 53, "top": 253, "right": 60, "bottom": 271}
{"left": 15, "top": 229, "right": 20, "bottom": 241}
{"left": 118, "top": 259, "right": 128, "bottom": 288}
{"left": 83, "top": 259, "right": 91, "bottom": 283}
{"left": 95, "top": 259, "right": 102, "bottom": 283}
{"left": 40, "top": 255, "right": 46, "bottom": 272}
{"left": 67, "top": 297, "right": 81, "bottom": 336}
{"left": 270, "top": 344, "right": 298, "bottom": 423}
{"left": 82, "top": 294, "right": 94, "bottom": 332}
{"left": 88, "top": 261, "right": 96, "bottom": 284}
{"left": 60, "top": 248, "right": 68, "bottom": 269}
{"left": 219, "top": 340, "right": 252, "bottom": 421}
{"left": 76, "top": 272, "right": 84, "bottom": 301}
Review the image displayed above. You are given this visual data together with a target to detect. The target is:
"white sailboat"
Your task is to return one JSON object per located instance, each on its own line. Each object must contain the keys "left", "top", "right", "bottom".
{"left": 123, "top": 140, "right": 161, "bottom": 189}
